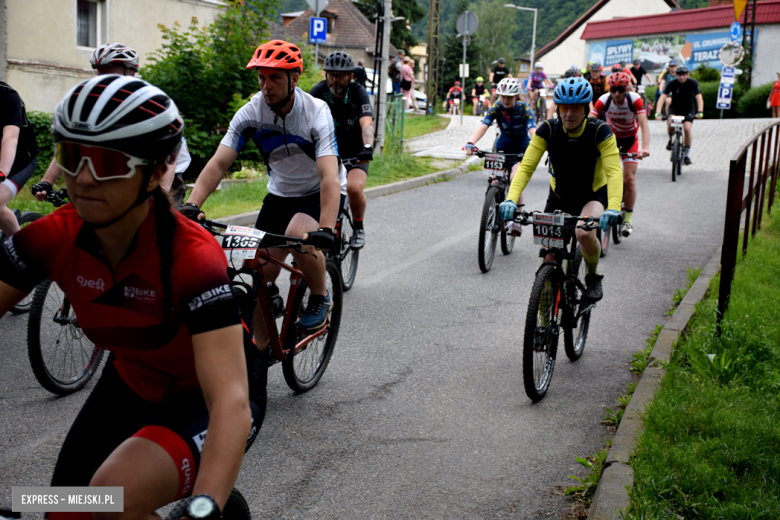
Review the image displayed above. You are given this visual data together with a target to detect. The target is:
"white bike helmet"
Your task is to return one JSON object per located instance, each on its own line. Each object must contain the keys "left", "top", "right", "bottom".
{"left": 90, "top": 43, "right": 140, "bottom": 72}
{"left": 496, "top": 78, "right": 522, "bottom": 96}
{"left": 534, "top": 62, "right": 544, "bottom": 69}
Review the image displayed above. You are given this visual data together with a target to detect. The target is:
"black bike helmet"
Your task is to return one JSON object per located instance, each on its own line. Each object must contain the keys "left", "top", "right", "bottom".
{"left": 564, "top": 67, "right": 581, "bottom": 78}
{"left": 676, "top": 65, "right": 690, "bottom": 74}
{"left": 323, "top": 51, "right": 355, "bottom": 72}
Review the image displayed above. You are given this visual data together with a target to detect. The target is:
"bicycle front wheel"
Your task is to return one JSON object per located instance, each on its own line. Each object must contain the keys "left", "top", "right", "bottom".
{"left": 9, "top": 212, "right": 43, "bottom": 314}
{"left": 27, "top": 278, "right": 103, "bottom": 395}
{"left": 478, "top": 186, "right": 500, "bottom": 273}
{"left": 338, "top": 212, "right": 359, "bottom": 291}
{"left": 282, "top": 259, "right": 343, "bottom": 392}
{"left": 563, "top": 246, "right": 591, "bottom": 361}
{"left": 612, "top": 211, "right": 624, "bottom": 245}
{"left": 671, "top": 138, "right": 679, "bottom": 182}
{"left": 523, "top": 264, "right": 560, "bottom": 402}
{"left": 598, "top": 226, "right": 610, "bottom": 258}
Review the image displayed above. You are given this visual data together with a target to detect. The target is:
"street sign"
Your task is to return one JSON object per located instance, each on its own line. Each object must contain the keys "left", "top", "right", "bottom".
{"left": 721, "top": 66, "right": 736, "bottom": 84}
{"left": 717, "top": 84, "right": 732, "bottom": 110}
{"left": 459, "top": 63, "right": 469, "bottom": 77}
{"left": 456, "top": 11, "right": 478, "bottom": 36}
{"left": 730, "top": 21, "right": 742, "bottom": 42}
{"left": 306, "top": 0, "right": 328, "bottom": 16}
{"left": 309, "top": 17, "right": 327, "bottom": 44}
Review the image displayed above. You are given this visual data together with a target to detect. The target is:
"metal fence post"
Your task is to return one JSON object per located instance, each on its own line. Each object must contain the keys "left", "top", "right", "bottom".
{"left": 752, "top": 134, "right": 767, "bottom": 237}
{"left": 718, "top": 154, "right": 747, "bottom": 329}
{"left": 743, "top": 142, "right": 757, "bottom": 255}
{"left": 770, "top": 126, "right": 780, "bottom": 213}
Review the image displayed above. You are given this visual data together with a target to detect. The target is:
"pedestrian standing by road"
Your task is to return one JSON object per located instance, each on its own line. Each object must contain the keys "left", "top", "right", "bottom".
{"left": 401, "top": 56, "right": 418, "bottom": 111}
{"left": 354, "top": 59, "right": 367, "bottom": 89}
{"left": 30, "top": 43, "right": 193, "bottom": 208}
{"left": 0, "top": 81, "right": 38, "bottom": 239}
{"left": 768, "top": 71, "right": 780, "bottom": 119}
{"left": 310, "top": 51, "right": 373, "bottom": 249}
{"left": 389, "top": 50, "right": 404, "bottom": 95}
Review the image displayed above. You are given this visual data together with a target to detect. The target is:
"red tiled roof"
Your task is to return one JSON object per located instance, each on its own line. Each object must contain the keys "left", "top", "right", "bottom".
{"left": 533, "top": 0, "right": 679, "bottom": 60}
{"left": 581, "top": 0, "right": 780, "bottom": 40}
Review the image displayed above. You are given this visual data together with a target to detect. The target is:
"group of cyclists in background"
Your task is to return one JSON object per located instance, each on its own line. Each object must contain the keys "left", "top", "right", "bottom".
{"left": 0, "top": 36, "right": 708, "bottom": 520}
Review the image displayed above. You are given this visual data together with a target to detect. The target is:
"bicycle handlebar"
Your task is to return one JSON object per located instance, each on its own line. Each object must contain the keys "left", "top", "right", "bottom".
{"left": 468, "top": 148, "right": 525, "bottom": 160}
{"left": 201, "top": 219, "right": 327, "bottom": 250}
{"left": 512, "top": 210, "right": 601, "bottom": 231}
{"left": 47, "top": 189, "right": 70, "bottom": 208}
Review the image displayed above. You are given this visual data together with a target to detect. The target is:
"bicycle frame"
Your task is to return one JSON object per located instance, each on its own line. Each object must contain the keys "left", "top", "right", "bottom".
{"left": 230, "top": 248, "right": 330, "bottom": 363}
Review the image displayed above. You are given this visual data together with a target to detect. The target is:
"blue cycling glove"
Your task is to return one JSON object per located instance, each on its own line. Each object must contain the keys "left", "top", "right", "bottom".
{"left": 499, "top": 200, "right": 517, "bottom": 222}
{"left": 599, "top": 209, "right": 621, "bottom": 232}
{"left": 465, "top": 143, "right": 476, "bottom": 154}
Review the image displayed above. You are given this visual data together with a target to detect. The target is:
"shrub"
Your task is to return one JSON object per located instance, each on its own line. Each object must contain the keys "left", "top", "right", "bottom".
{"left": 28, "top": 111, "right": 53, "bottom": 177}
{"left": 736, "top": 82, "right": 773, "bottom": 118}
{"left": 698, "top": 81, "right": 746, "bottom": 119}
{"left": 690, "top": 62, "right": 720, "bottom": 83}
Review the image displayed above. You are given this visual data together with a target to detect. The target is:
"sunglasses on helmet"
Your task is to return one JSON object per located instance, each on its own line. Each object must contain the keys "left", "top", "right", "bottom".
{"left": 56, "top": 142, "right": 149, "bottom": 181}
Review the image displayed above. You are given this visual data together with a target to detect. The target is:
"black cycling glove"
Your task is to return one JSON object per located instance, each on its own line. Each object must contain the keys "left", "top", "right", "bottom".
{"left": 356, "top": 146, "right": 373, "bottom": 162}
{"left": 0, "top": 172, "right": 6, "bottom": 183}
{"left": 31, "top": 181, "right": 53, "bottom": 196}
{"left": 179, "top": 202, "right": 205, "bottom": 222}
{"left": 305, "top": 228, "right": 335, "bottom": 251}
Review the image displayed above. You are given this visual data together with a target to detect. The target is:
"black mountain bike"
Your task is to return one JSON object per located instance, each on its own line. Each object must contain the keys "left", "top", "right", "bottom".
{"left": 26, "top": 189, "right": 104, "bottom": 395}
{"left": 669, "top": 115, "right": 685, "bottom": 182}
{"left": 4, "top": 209, "right": 43, "bottom": 314}
{"left": 599, "top": 152, "right": 641, "bottom": 255}
{"left": 332, "top": 164, "right": 361, "bottom": 291}
{"left": 533, "top": 88, "right": 548, "bottom": 123}
{"left": 513, "top": 209, "right": 609, "bottom": 402}
{"left": 473, "top": 148, "right": 524, "bottom": 273}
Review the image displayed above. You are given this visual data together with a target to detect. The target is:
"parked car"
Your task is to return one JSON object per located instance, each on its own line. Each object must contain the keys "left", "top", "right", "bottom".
{"left": 362, "top": 68, "right": 427, "bottom": 106}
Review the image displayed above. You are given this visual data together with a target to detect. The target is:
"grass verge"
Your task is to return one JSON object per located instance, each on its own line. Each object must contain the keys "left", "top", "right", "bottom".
{"left": 404, "top": 114, "right": 450, "bottom": 139}
{"left": 625, "top": 206, "right": 780, "bottom": 519}
{"left": 8, "top": 154, "right": 453, "bottom": 220}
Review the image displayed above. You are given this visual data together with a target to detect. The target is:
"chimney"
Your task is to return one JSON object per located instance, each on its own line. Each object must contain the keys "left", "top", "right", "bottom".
{"left": 710, "top": 0, "right": 732, "bottom": 6}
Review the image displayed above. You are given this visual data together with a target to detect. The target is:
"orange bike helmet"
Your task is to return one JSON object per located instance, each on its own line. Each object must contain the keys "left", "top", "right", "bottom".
{"left": 246, "top": 40, "right": 303, "bottom": 74}
{"left": 608, "top": 72, "right": 631, "bottom": 88}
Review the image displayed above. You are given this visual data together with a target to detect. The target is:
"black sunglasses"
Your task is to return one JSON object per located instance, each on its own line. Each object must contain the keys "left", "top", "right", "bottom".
{"left": 610, "top": 87, "right": 626, "bottom": 93}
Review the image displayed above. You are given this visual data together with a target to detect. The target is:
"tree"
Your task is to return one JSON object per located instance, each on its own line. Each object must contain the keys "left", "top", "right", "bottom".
{"left": 354, "top": 0, "right": 425, "bottom": 52}
{"left": 442, "top": 0, "right": 479, "bottom": 95}
{"left": 142, "top": 0, "right": 321, "bottom": 174}
{"left": 469, "top": 0, "right": 517, "bottom": 79}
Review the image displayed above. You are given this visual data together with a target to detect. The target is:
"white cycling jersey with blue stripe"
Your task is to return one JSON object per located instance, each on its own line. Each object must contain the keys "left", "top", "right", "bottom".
{"left": 221, "top": 86, "right": 347, "bottom": 197}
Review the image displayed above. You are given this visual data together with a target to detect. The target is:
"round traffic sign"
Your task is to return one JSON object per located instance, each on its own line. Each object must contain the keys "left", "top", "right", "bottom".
{"left": 730, "top": 21, "right": 742, "bottom": 42}
{"left": 456, "top": 11, "right": 478, "bottom": 36}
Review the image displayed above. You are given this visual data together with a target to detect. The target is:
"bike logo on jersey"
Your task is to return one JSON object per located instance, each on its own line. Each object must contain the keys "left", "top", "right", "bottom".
{"left": 77, "top": 275, "right": 106, "bottom": 291}
{"left": 188, "top": 284, "right": 232, "bottom": 311}
{"left": 124, "top": 286, "right": 157, "bottom": 302}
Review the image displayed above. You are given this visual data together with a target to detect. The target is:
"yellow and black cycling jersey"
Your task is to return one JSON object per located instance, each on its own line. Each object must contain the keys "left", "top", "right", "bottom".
{"left": 506, "top": 117, "right": 623, "bottom": 211}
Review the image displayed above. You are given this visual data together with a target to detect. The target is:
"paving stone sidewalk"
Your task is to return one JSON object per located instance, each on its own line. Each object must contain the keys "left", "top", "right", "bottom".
{"left": 408, "top": 114, "right": 775, "bottom": 172}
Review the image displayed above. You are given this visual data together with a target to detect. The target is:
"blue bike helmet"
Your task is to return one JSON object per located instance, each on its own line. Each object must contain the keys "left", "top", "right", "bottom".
{"left": 553, "top": 77, "right": 592, "bottom": 105}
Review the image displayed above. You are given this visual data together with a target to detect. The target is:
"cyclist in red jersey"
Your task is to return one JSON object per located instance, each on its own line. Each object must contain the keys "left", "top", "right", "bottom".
{"left": 0, "top": 76, "right": 263, "bottom": 519}
{"left": 445, "top": 81, "right": 463, "bottom": 114}
{"left": 590, "top": 72, "right": 650, "bottom": 237}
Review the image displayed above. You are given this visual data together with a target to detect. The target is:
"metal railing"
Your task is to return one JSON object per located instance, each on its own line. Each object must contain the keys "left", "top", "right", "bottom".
{"left": 718, "top": 120, "right": 780, "bottom": 328}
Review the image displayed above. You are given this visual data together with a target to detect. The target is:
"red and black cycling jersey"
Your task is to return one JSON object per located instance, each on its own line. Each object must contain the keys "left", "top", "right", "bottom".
{"left": 0, "top": 203, "right": 241, "bottom": 402}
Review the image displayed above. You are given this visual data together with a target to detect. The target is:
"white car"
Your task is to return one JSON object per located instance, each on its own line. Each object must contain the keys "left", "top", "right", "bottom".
{"left": 362, "top": 68, "right": 427, "bottom": 106}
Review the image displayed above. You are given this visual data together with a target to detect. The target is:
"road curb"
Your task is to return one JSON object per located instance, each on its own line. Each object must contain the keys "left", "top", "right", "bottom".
{"left": 215, "top": 156, "right": 481, "bottom": 227}
{"left": 587, "top": 245, "right": 723, "bottom": 520}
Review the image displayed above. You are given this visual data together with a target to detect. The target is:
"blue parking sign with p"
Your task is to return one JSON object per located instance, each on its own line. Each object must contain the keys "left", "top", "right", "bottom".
{"left": 310, "top": 17, "right": 327, "bottom": 44}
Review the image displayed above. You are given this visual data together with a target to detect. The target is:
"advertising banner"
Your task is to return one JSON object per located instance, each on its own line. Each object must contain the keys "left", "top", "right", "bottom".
{"left": 589, "top": 31, "right": 757, "bottom": 76}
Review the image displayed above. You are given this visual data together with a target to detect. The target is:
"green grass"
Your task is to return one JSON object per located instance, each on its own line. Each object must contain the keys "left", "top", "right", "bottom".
{"left": 8, "top": 172, "right": 54, "bottom": 216}
{"left": 199, "top": 180, "right": 269, "bottom": 219}
{"left": 364, "top": 154, "right": 442, "bottom": 188}
{"left": 403, "top": 114, "right": 450, "bottom": 139}
{"left": 625, "top": 203, "right": 780, "bottom": 519}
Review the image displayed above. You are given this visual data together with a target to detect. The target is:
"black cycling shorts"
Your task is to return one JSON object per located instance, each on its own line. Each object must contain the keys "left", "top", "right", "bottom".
{"left": 255, "top": 192, "right": 345, "bottom": 246}
{"left": 615, "top": 136, "right": 637, "bottom": 154}
{"left": 668, "top": 108, "right": 695, "bottom": 123}
{"left": 50, "top": 354, "right": 265, "bottom": 499}
{"left": 544, "top": 185, "right": 608, "bottom": 216}
{"left": 343, "top": 159, "right": 369, "bottom": 176}
{"left": 1, "top": 157, "right": 37, "bottom": 198}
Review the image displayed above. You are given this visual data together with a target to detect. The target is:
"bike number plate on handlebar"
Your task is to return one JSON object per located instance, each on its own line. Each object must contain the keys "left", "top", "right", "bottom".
{"left": 222, "top": 225, "right": 266, "bottom": 261}
{"left": 670, "top": 115, "right": 685, "bottom": 128}
{"left": 532, "top": 213, "right": 565, "bottom": 248}
{"left": 484, "top": 153, "right": 505, "bottom": 177}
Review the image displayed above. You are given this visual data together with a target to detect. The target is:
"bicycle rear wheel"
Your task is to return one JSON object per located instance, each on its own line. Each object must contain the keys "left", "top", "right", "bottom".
{"left": 27, "top": 278, "right": 103, "bottom": 395}
{"left": 612, "top": 210, "right": 624, "bottom": 245}
{"left": 522, "top": 264, "right": 560, "bottom": 402}
{"left": 337, "top": 210, "right": 359, "bottom": 291}
{"left": 563, "top": 246, "right": 591, "bottom": 361}
{"left": 282, "top": 259, "right": 342, "bottom": 392}
{"left": 478, "top": 186, "right": 500, "bottom": 273}
{"left": 9, "top": 212, "right": 44, "bottom": 314}
{"left": 671, "top": 138, "right": 679, "bottom": 182}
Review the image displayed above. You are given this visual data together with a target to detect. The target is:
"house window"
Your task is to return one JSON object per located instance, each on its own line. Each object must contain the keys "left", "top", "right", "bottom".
{"left": 77, "top": 0, "right": 101, "bottom": 48}
{"left": 521, "top": 63, "right": 528, "bottom": 72}
{"left": 327, "top": 17, "right": 334, "bottom": 33}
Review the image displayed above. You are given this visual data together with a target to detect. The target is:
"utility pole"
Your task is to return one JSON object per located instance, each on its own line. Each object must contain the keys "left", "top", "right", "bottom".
{"left": 426, "top": 0, "right": 440, "bottom": 115}
{"left": 742, "top": 0, "right": 757, "bottom": 86}
{"left": 375, "top": 0, "right": 392, "bottom": 154}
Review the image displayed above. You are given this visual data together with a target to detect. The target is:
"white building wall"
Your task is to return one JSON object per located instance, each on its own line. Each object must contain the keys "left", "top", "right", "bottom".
{"left": 753, "top": 24, "right": 780, "bottom": 87}
{"left": 540, "top": 0, "right": 674, "bottom": 76}
{"left": 6, "top": 0, "right": 225, "bottom": 112}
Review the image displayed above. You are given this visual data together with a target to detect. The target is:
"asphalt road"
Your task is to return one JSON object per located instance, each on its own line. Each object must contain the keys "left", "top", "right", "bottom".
{"left": 0, "top": 155, "right": 729, "bottom": 518}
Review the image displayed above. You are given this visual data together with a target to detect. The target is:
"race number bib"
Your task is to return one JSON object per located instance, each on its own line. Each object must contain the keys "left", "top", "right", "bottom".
{"left": 532, "top": 212, "right": 565, "bottom": 249}
{"left": 484, "top": 153, "right": 506, "bottom": 177}
{"left": 222, "top": 226, "right": 266, "bottom": 262}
